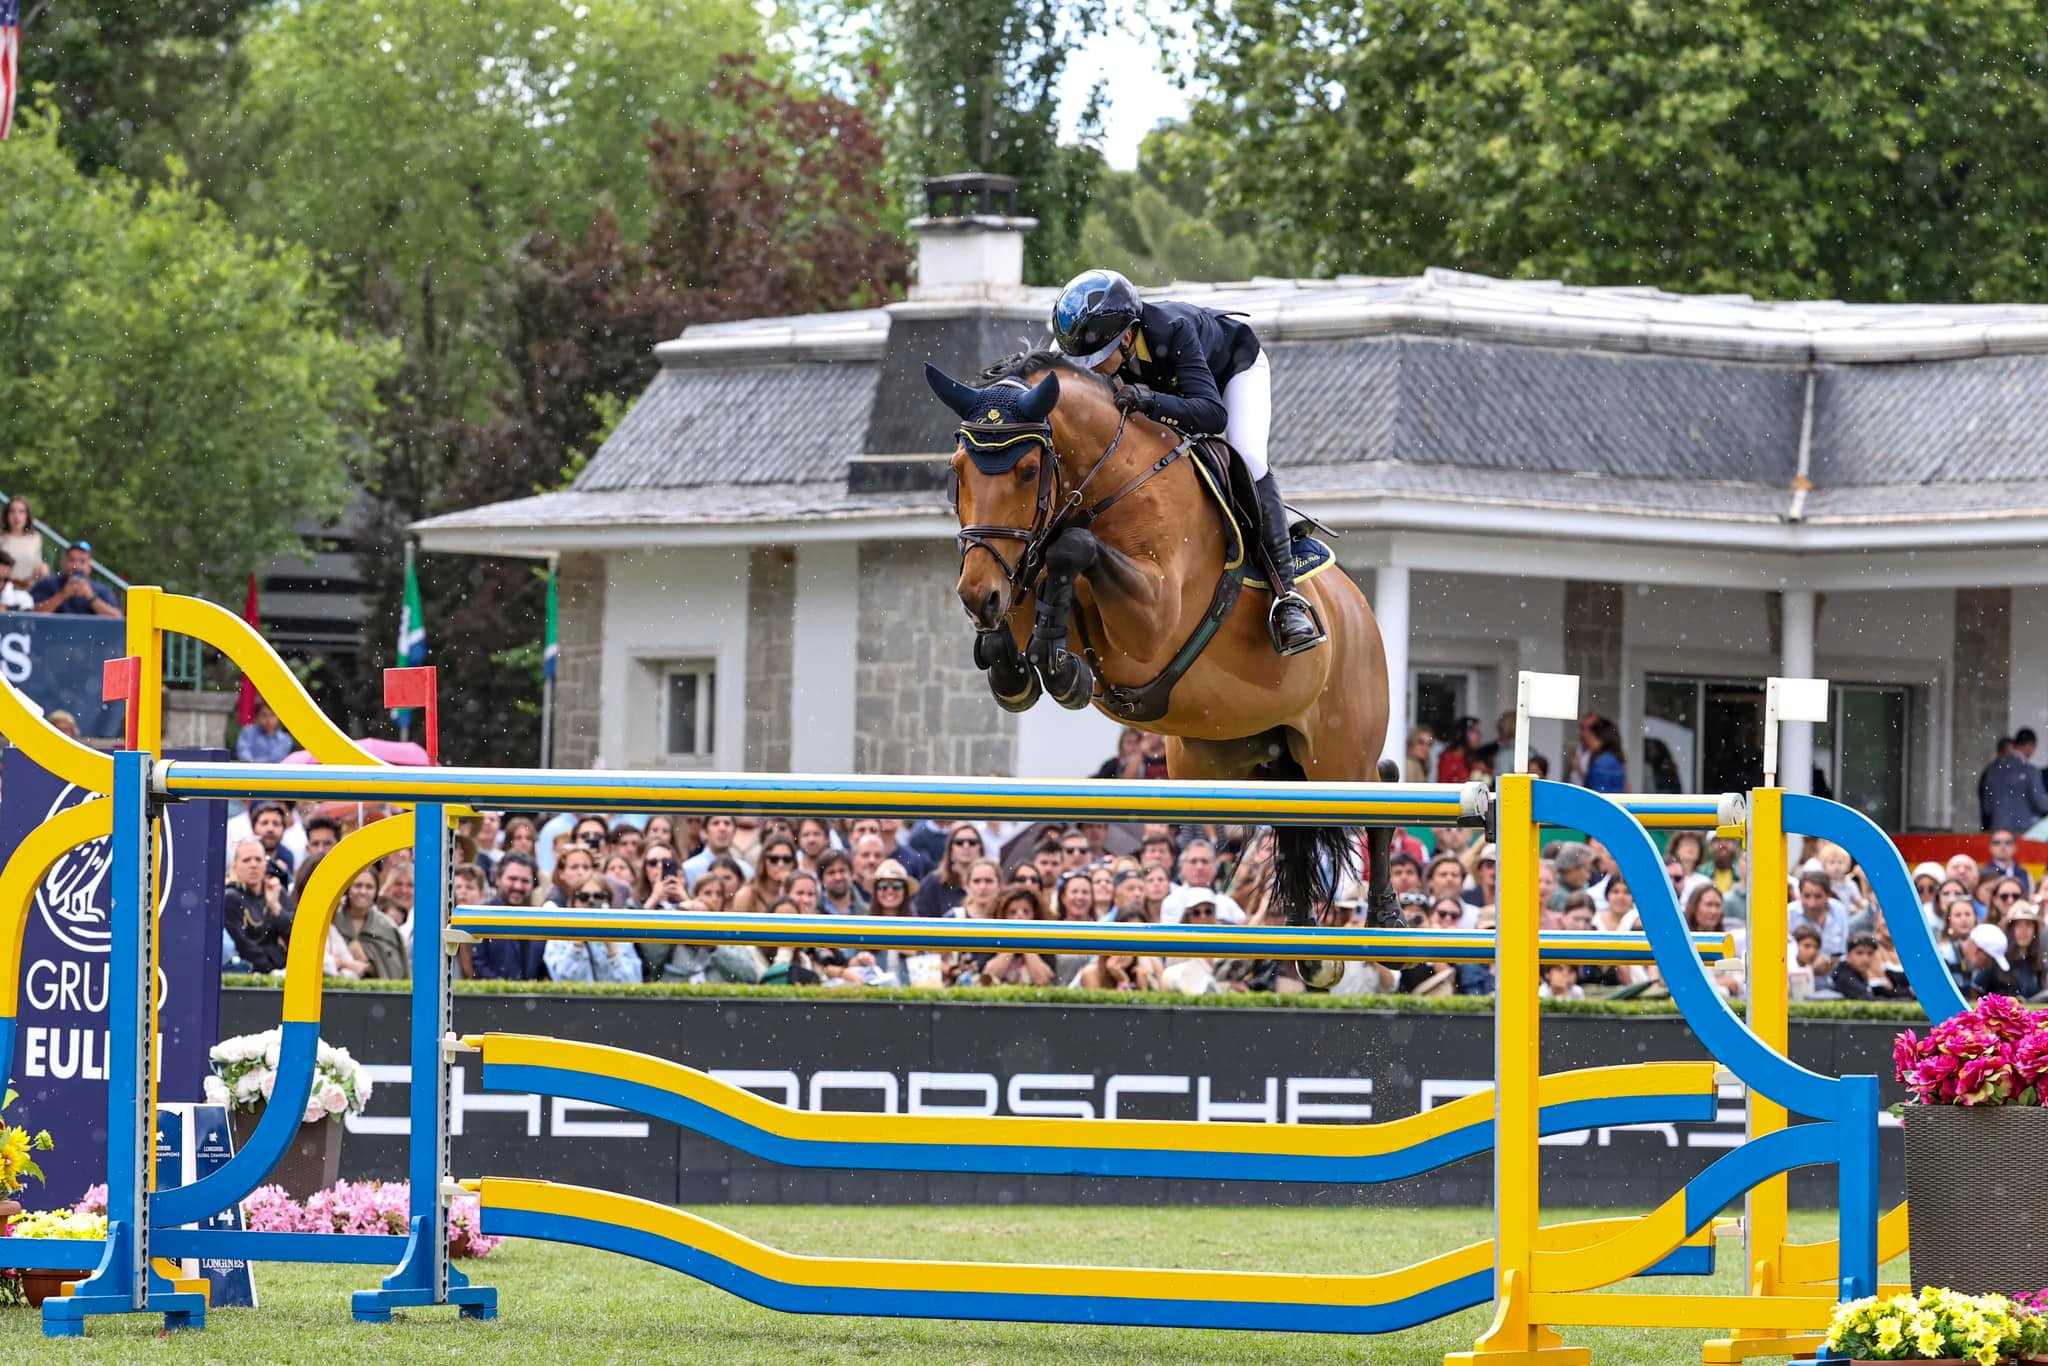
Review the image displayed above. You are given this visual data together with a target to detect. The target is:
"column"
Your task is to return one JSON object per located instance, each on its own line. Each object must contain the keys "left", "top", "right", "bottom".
{"left": 1376, "top": 566, "right": 1410, "bottom": 770}
{"left": 790, "top": 544, "right": 860, "bottom": 774}
{"left": 1779, "top": 589, "right": 1815, "bottom": 795}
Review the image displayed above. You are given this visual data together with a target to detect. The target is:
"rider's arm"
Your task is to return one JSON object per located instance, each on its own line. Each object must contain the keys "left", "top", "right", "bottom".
{"left": 1140, "top": 317, "right": 1230, "bottom": 434}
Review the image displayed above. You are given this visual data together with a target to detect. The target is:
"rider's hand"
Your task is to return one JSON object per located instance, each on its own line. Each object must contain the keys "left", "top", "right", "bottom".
{"left": 1113, "top": 383, "right": 1155, "bottom": 415}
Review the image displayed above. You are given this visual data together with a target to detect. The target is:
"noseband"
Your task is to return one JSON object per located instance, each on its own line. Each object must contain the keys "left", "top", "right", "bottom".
{"left": 954, "top": 385, "right": 1189, "bottom": 597}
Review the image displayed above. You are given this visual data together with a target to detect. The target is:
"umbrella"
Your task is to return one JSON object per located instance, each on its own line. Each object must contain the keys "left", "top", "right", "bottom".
{"left": 281, "top": 738, "right": 434, "bottom": 767}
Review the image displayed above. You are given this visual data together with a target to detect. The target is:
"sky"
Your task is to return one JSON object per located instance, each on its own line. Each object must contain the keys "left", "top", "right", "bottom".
{"left": 1058, "top": 6, "right": 1195, "bottom": 171}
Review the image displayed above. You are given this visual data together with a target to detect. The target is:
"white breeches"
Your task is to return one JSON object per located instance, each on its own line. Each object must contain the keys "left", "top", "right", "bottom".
{"left": 1222, "top": 350, "right": 1272, "bottom": 480}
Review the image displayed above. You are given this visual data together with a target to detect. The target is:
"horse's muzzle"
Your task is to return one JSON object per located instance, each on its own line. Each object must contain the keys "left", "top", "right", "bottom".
{"left": 963, "top": 586, "right": 1007, "bottom": 632}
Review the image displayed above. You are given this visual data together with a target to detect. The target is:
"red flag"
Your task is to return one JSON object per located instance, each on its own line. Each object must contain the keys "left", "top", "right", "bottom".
{"left": 237, "top": 573, "right": 260, "bottom": 726}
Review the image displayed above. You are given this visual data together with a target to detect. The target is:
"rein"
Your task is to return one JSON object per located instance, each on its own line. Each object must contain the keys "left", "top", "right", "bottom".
{"left": 956, "top": 401, "right": 1186, "bottom": 594}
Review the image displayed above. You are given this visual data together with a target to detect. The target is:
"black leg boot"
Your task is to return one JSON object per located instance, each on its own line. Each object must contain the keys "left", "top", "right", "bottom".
{"left": 1252, "top": 472, "right": 1326, "bottom": 656}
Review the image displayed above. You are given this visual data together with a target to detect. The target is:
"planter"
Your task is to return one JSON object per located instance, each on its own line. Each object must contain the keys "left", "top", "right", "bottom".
{"left": 20, "top": 1269, "right": 70, "bottom": 1308}
{"left": 228, "top": 1107, "right": 342, "bottom": 1199}
{"left": 1904, "top": 1104, "right": 2048, "bottom": 1296}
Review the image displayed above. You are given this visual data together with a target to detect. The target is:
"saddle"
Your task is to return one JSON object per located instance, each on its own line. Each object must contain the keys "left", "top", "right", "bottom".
{"left": 1187, "top": 437, "right": 1336, "bottom": 591}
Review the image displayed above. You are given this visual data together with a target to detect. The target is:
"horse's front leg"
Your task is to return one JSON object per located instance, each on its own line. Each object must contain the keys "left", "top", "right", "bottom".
{"left": 1029, "top": 531, "right": 1101, "bottom": 710}
{"left": 973, "top": 622, "right": 1042, "bottom": 713}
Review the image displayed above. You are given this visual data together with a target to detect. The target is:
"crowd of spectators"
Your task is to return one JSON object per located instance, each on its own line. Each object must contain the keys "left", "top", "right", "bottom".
{"left": 212, "top": 719, "right": 2048, "bottom": 1005}
{"left": 0, "top": 497, "right": 123, "bottom": 619}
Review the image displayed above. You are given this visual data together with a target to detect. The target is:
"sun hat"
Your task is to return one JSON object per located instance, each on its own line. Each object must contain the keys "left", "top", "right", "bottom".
{"left": 1968, "top": 922, "right": 2011, "bottom": 971}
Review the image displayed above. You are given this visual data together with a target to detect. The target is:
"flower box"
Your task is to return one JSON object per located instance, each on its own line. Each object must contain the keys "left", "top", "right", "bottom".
{"left": 227, "top": 1108, "right": 343, "bottom": 1200}
{"left": 1904, "top": 1104, "right": 2048, "bottom": 1297}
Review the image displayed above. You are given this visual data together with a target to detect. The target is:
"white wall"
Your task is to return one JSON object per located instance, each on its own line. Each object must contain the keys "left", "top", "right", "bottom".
{"left": 2012, "top": 586, "right": 2048, "bottom": 743}
{"left": 1013, "top": 701, "right": 1124, "bottom": 778}
{"left": 791, "top": 544, "right": 859, "bottom": 773}
{"left": 599, "top": 547, "right": 750, "bottom": 770}
{"left": 1403, "top": 571, "right": 1568, "bottom": 766}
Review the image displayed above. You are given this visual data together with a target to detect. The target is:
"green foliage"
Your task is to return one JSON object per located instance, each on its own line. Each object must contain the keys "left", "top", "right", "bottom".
{"left": 1175, "top": 0, "right": 2048, "bottom": 298}
{"left": 825, "top": 0, "right": 1107, "bottom": 282}
{"left": 1080, "top": 176, "right": 1267, "bottom": 285}
{"left": 0, "top": 110, "right": 392, "bottom": 597}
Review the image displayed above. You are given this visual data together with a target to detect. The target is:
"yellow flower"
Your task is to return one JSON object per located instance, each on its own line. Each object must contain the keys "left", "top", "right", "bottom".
{"left": 1874, "top": 1322, "right": 1903, "bottom": 1351}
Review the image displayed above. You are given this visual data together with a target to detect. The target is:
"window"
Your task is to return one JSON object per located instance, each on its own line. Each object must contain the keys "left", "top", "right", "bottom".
{"left": 1411, "top": 669, "right": 1475, "bottom": 738}
{"left": 1643, "top": 674, "right": 1908, "bottom": 824}
{"left": 663, "top": 664, "right": 717, "bottom": 762}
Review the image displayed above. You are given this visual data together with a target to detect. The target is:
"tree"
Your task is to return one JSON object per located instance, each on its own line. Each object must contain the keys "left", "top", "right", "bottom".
{"left": 828, "top": 0, "right": 1106, "bottom": 282}
{"left": 366, "top": 62, "right": 911, "bottom": 763}
{"left": 1078, "top": 126, "right": 1284, "bottom": 284}
{"left": 0, "top": 110, "right": 393, "bottom": 598}
{"left": 1175, "top": 0, "right": 2048, "bottom": 299}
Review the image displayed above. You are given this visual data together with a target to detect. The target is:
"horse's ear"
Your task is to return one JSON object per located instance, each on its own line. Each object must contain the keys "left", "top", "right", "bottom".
{"left": 924, "top": 363, "right": 983, "bottom": 418}
{"left": 1016, "top": 371, "right": 1060, "bottom": 422}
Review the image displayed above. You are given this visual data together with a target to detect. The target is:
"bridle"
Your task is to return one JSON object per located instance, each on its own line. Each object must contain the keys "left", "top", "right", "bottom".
{"left": 953, "top": 378, "right": 1189, "bottom": 597}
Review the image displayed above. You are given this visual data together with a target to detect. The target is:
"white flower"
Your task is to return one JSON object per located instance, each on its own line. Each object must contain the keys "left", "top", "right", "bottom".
{"left": 302, "top": 1098, "right": 324, "bottom": 1124}
{"left": 352, "top": 1070, "right": 374, "bottom": 1104}
{"left": 232, "top": 1071, "right": 264, "bottom": 1102}
{"left": 203, "top": 1076, "right": 229, "bottom": 1106}
{"left": 318, "top": 1082, "right": 349, "bottom": 1115}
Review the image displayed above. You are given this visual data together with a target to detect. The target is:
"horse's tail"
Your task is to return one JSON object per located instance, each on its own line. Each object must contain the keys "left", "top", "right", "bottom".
{"left": 1270, "top": 824, "right": 1357, "bottom": 931}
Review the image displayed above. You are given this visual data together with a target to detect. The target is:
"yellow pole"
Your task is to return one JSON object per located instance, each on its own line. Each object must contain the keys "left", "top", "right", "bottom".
{"left": 1449, "top": 774, "right": 1582, "bottom": 1365}
{"left": 123, "top": 585, "right": 164, "bottom": 757}
{"left": 1745, "top": 789, "right": 1789, "bottom": 1333}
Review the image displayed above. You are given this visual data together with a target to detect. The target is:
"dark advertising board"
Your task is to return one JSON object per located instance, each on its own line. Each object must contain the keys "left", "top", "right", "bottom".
{"left": 225, "top": 990, "right": 1911, "bottom": 1211}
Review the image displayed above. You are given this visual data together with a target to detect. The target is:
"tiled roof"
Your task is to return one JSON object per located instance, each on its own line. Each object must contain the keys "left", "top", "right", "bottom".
{"left": 416, "top": 269, "right": 2048, "bottom": 541}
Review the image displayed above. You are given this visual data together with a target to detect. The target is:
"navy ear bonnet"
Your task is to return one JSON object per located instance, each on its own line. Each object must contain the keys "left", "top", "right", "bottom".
{"left": 924, "top": 364, "right": 1060, "bottom": 474}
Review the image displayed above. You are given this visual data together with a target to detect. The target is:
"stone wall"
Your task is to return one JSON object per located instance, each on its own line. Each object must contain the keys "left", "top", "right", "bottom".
{"left": 1952, "top": 587, "right": 2011, "bottom": 824}
{"left": 745, "top": 546, "right": 796, "bottom": 772}
{"left": 855, "top": 541, "right": 1016, "bottom": 775}
{"left": 550, "top": 552, "right": 606, "bottom": 770}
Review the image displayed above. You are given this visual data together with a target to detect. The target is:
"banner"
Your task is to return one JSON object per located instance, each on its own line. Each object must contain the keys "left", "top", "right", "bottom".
{"left": 0, "top": 616, "right": 126, "bottom": 739}
{"left": 1, "top": 748, "right": 225, "bottom": 1209}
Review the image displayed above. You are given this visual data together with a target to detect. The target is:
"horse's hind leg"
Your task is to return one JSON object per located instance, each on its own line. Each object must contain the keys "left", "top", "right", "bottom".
{"left": 1365, "top": 758, "right": 1402, "bottom": 928}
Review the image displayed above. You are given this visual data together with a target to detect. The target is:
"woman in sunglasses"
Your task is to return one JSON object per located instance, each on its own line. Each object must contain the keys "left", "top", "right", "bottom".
{"left": 975, "top": 884, "right": 1057, "bottom": 986}
{"left": 733, "top": 835, "right": 799, "bottom": 916}
{"left": 869, "top": 861, "right": 915, "bottom": 918}
{"left": 542, "top": 874, "right": 643, "bottom": 983}
{"left": 913, "top": 822, "right": 985, "bottom": 918}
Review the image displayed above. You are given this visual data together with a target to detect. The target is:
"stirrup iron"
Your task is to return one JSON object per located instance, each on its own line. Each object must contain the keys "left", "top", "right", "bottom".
{"left": 1268, "top": 590, "right": 1326, "bottom": 656}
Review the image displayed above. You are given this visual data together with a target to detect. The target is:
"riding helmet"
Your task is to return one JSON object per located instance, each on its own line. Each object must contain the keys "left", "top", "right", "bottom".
{"left": 1052, "top": 269, "right": 1143, "bottom": 368}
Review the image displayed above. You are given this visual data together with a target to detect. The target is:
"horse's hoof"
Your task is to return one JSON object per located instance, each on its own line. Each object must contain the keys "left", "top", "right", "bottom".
{"left": 989, "top": 660, "right": 1042, "bottom": 713}
{"left": 1039, "top": 649, "right": 1095, "bottom": 710}
{"left": 1295, "top": 960, "right": 1345, "bottom": 991}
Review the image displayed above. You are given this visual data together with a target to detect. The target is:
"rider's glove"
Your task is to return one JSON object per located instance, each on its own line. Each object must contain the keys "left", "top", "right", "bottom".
{"left": 1113, "top": 382, "right": 1156, "bottom": 415}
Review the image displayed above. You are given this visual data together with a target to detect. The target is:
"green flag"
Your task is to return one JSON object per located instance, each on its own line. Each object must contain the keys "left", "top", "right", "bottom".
{"left": 392, "top": 550, "right": 426, "bottom": 721}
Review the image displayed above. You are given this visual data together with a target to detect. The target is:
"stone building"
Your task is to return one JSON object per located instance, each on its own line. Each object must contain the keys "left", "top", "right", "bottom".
{"left": 415, "top": 182, "right": 2048, "bottom": 831}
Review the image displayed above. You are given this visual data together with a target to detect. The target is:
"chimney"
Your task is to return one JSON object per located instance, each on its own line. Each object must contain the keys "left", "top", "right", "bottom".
{"left": 908, "top": 173, "right": 1037, "bottom": 303}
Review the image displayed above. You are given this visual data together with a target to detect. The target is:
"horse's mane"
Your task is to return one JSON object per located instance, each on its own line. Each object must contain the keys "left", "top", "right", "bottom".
{"left": 978, "top": 348, "right": 1108, "bottom": 394}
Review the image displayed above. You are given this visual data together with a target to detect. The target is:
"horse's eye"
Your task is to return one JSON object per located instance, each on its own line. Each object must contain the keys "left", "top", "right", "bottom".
{"left": 1018, "top": 460, "right": 1038, "bottom": 481}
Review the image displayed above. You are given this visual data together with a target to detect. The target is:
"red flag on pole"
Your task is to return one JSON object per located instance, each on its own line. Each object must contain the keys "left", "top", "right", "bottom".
{"left": 237, "top": 572, "right": 261, "bottom": 727}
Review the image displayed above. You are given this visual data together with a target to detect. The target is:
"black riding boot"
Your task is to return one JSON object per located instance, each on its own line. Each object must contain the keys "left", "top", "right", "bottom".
{"left": 1252, "top": 472, "right": 1326, "bottom": 656}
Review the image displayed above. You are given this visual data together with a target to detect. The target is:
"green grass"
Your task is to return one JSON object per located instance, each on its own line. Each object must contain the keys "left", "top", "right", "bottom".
{"left": 0, "top": 1207, "right": 1903, "bottom": 1364}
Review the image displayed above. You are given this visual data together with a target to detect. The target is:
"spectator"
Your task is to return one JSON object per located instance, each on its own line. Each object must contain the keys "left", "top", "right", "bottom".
{"left": 816, "top": 850, "right": 866, "bottom": 915}
{"left": 302, "top": 816, "right": 342, "bottom": 863}
{"left": 0, "top": 496, "right": 46, "bottom": 587}
{"left": 543, "top": 876, "right": 642, "bottom": 984}
{"left": 698, "top": 856, "right": 747, "bottom": 907}
{"left": 2006, "top": 904, "right": 2045, "bottom": 999}
{"left": 1829, "top": 932, "right": 1900, "bottom": 1001}
{"left": 1935, "top": 892, "right": 1979, "bottom": 994}
{"left": 1817, "top": 842, "right": 1869, "bottom": 916}
{"left": 223, "top": 837, "right": 291, "bottom": 973}
{"left": 1983, "top": 874, "right": 2029, "bottom": 928}
{"left": 913, "top": 822, "right": 985, "bottom": 918}
{"left": 1436, "top": 716, "right": 1483, "bottom": 784}
{"left": 1078, "top": 952, "right": 1163, "bottom": 992}
{"left": 546, "top": 846, "right": 599, "bottom": 910}
{"left": 1787, "top": 923, "right": 1824, "bottom": 999}
{"left": 0, "top": 553, "right": 31, "bottom": 610}
{"left": 1474, "top": 711, "right": 1515, "bottom": 774}
{"left": 451, "top": 862, "right": 486, "bottom": 913}
{"left": 375, "top": 863, "right": 415, "bottom": 949}
{"left": 1595, "top": 877, "right": 1636, "bottom": 933}
{"left": 1537, "top": 963, "right": 1583, "bottom": 1001}
{"left": 1962, "top": 922, "right": 2020, "bottom": 998}
{"left": 1053, "top": 870, "right": 1096, "bottom": 922}
{"left": 732, "top": 836, "right": 796, "bottom": 916}
{"left": 1793, "top": 870, "right": 1847, "bottom": 972}
{"left": 1577, "top": 715, "right": 1627, "bottom": 794}
{"left": 246, "top": 801, "right": 295, "bottom": 875}
{"left": 639, "top": 847, "right": 686, "bottom": 910}
{"left": 31, "top": 542, "right": 121, "bottom": 618}
{"left": 1142, "top": 866, "right": 1173, "bottom": 919}
{"left": 850, "top": 833, "right": 888, "bottom": 897}
{"left": 1401, "top": 725, "right": 1435, "bottom": 784}
{"left": 235, "top": 702, "right": 296, "bottom": 765}
{"left": 1910, "top": 862, "right": 1945, "bottom": 914}
{"left": 1029, "top": 837, "right": 1062, "bottom": 889}
{"left": 1980, "top": 729, "right": 2048, "bottom": 833}
{"left": 784, "top": 868, "right": 823, "bottom": 915}
{"left": 683, "top": 814, "right": 753, "bottom": 890}
{"left": 1703, "top": 837, "right": 1741, "bottom": 894}
{"left": 872, "top": 818, "right": 933, "bottom": 882}
{"left": 793, "top": 817, "right": 834, "bottom": 872}
{"left": 1552, "top": 844, "right": 1595, "bottom": 910}
{"left": 942, "top": 858, "right": 1004, "bottom": 920}
{"left": 1387, "top": 851, "right": 1424, "bottom": 899}
{"left": 1139, "top": 831, "right": 1178, "bottom": 871}
{"left": 1424, "top": 853, "right": 1467, "bottom": 906}
{"left": 501, "top": 817, "right": 540, "bottom": 862}
{"left": 1946, "top": 853, "right": 1984, "bottom": 908}
{"left": 1105, "top": 869, "right": 1148, "bottom": 921}
{"left": 1055, "top": 830, "right": 1093, "bottom": 874}
{"left": 869, "top": 861, "right": 915, "bottom": 918}
{"left": 1984, "top": 829, "right": 2032, "bottom": 896}
{"left": 1094, "top": 728, "right": 1144, "bottom": 779}
{"left": 471, "top": 853, "right": 547, "bottom": 982}
{"left": 335, "top": 869, "right": 408, "bottom": 980}
{"left": 1008, "top": 861, "right": 1046, "bottom": 898}
{"left": 568, "top": 815, "right": 612, "bottom": 863}
{"left": 977, "top": 885, "right": 1058, "bottom": 986}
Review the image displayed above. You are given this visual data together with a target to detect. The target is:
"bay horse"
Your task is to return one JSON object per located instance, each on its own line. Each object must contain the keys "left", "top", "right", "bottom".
{"left": 925, "top": 351, "right": 1399, "bottom": 984}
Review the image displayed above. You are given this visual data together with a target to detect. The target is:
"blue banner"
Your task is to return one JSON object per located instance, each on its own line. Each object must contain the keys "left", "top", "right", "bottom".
{"left": 0, "top": 748, "right": 224, "bottom": 1209}
{"left": 0, "top": 616, "right": 126, "bottom": 740}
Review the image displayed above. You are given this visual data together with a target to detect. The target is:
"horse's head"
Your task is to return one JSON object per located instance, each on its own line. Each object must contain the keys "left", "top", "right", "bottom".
{"left": 925, "top": 361, "right": 1063, "bottom": 630}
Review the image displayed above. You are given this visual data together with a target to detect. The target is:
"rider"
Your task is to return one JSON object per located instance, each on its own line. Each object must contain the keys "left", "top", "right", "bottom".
{"left": 1049, "top": 269, "right": 1324, "bottom": 656}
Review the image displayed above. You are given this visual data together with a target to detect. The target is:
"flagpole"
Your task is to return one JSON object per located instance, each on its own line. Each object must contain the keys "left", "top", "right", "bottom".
{"left": 540, "top": 555, "right": 558, "bottom": 769}
{"left": 397, "top": 541, "right": 414, "bottom": 745}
